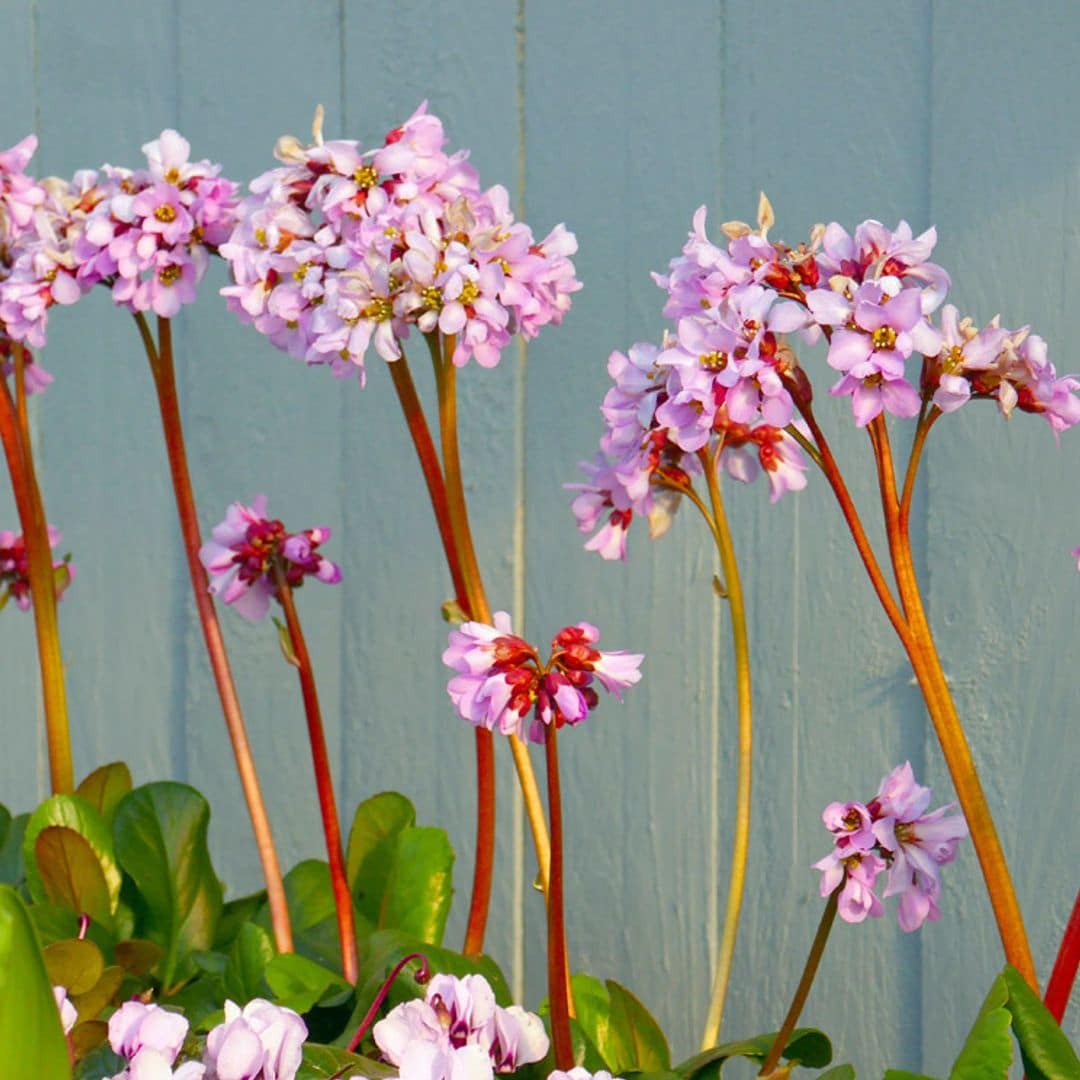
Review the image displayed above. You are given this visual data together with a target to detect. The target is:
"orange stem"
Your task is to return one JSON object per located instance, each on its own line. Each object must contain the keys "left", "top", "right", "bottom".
{"left": 137, "top": 314, "right": 292, "bottom": 954}
{"left": 271, "top": 561, "right": 357, "bottom": 983}
{"left": 544, "top": 722, "right": 573, "bottom": 1069}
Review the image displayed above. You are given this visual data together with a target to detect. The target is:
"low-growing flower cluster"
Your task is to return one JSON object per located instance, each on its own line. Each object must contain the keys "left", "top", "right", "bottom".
{"left": 198, "top": 495, "right": 341, "bottom": 622}
{"left": 0, "top": 130, "right": 238, "bottom": 356}
{"left": 220, "top": 103, "right": 579, "bottom": 382}
{"left": 570, "top": 200, "right": 1080, "bottom": 560}
{"left": 814, "top": 762, "right": 968, "bottom": 931}
{"left": 443, "top": 612, "right": 643, "bottom": 743}
{"left": 371, "top": 972, "right": 549, "bottom": 1080}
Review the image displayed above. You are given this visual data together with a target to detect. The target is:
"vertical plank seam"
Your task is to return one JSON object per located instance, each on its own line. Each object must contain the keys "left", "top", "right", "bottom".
{"left": 510, "top": 0, "right": 528, "bottom": 1006}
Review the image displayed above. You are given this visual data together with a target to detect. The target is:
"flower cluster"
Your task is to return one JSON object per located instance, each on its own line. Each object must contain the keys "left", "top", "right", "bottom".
{"left": 220, "top": 103, "right": 579, "bottom": 384}
{"left": 0, "top": 130, "right": 238, "bottom": 355}
{"left": 570, "top": 199, "right": 1080, "bottom": 560}
{"left": 371, "top": 972, "right": 548, "bottom": 1080}
{"left": 443, "top": 612, "right": 643, "bottom": 743}
{"left": 106, "top": 998, "right": 306, "bottom": 1080}
{"left": 0, "top": 525, "right": 73, "bottom": 612}
{"left": 198, "top": 495, "right": 341, "bottom": 622}
{"left": 813, "top": 762, "right": 968, "bottom": 931}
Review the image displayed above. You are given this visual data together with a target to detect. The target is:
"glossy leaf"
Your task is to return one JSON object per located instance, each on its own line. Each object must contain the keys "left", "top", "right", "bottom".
{"left": 0, "top": 810, "right": 28, "bottom": 885}
{"left": 0, "top": 885, "right": 71, "bottom": 1078}
{"left": 73, "top": 1042, "right": 124, "bottom": 1079}
{"left": 215, "top": 889, "right": 266, "bottom": 950}
{"left": 1001, "top": 963, "right": 1080, "bottom": 1079}
{"left": 113, "top": 938, "right": 164, "bottom": 977}
{"left": 884, "top": 1071, "right": 933, "bottom": 1079}
{"left": 43, "top": 937, "right": 104, "bottom": 994}
{"left": 606, "top": 979, "right": 671, "bottom": 1071}
{"left": 225, "top": 922, "right": 275, "bottom": 1004}
{"left": 378, "top": 827, "right": 454, "bottom": 944}
{"left": 819, "top": 1068, "right": 857, "bottom": 1080}
{"left": 950, "top": 970, "right": 1011, "bottom": 1078}
{"left": 75, "top": 763, "right": 133, "bottom": 828}
{"left": 265, "top": 952, "right": 352, "bottom": 1013}
{"left": 298, "top": 1044, "right": 397, "bottom": 1079}
{"left": 569, "top": 974, "right": 620, "bottom": 1069}
{"left": 36, "top": 826, "right": 115, "bottom": 931}
{"left": 113, "top": 782, "right": 223, "bottom": 987}
{"left": 70, "top": 965, "right": 125, "bottom": 1025}
{"left": 675, "top": 1027, "right": 832, "bottom": 1076}
{"left": 24, "top": 794, "right": 121, "bottom": 915}
{"left": 347, "top": 791, "right": 416, "bottom": 918}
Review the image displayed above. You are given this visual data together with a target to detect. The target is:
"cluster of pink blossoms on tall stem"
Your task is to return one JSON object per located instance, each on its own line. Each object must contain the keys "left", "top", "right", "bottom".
{"left": 570, "top": 199, "right": 1080, "bottom": 561}
{"left": 443, "top": 612, "right": 643, "bottom": 743}
{"left": 220, "top": 102, "right": 579, "bottom": 381}
{"left": 198, "top": 495, "right": 341, "bottom": 622}
{"left": 814, "top": 762, "right": 968, "bottom": 931}
{"left": 0, "top": 129, "right": 238, "bottom": 360}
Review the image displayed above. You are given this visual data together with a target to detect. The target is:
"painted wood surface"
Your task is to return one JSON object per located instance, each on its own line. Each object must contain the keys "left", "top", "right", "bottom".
{"left": 0, "top": 2, "right": 1076, "bottom": 1072}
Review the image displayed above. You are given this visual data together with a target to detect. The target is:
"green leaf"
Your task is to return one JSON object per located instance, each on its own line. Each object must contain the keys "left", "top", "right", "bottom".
{"left": 949, "top": 970, "right": 1011, "bottom": 1079}
{"left": 347, "top": 792, "right": 416, "bottom": 918}
{"left": 298, "top": 1043, "right": 397, "bottom": 1079}
{"left": 256, "top": 860, "right": 368, "bottom": 972}
{"left": 43, "top": 938, "right": 105, "bottom": 994}
{"left": 1001, "top": 963, "right": 1080, "bottom": 1079}
{"left": 568, "top": 974, "right": 619, "bottom": 1069}
{"left": 73, "top": 1042, "right": 124, "bottom": 1079}
{"left": 24, "top": 794, "right": 121, "bottom": 915}
{"left": 606, "top": 979, "right": 671, "bottom": 1071}
{"left": 884, "top": 1068, "right": 935, "bottom": 1079}
{"left": 378, "top": 827, "right": 454, "bottom": 945}
{"left": 75, "top": 764, "right": 133, "bottom": 829}
{"left": 35, "top": 827, "right": 115, "bottom": 931}
{"left": 675, "top": 1027, "right": 832, "bottom": 1076}
{"left": 215, "top": 890, "right": 267, "bottom": 950}
{"left": 265, "top": 952, "right": 352, "bottom": 1013}
{"left": 0, "top": 810, "right": 28, "bottom": 885}
{"left": 70, "top": 965, "right": 125, "bottom": 1025}
{"left": 819, "top": 1068, "right": 857, "bottom": 1080}
{"left": 113, "top": 938, "right": 165, "bottom": 977}
{"left": 0, "top": 885, "right": 71, "bottom": 1078}
{"left": 225, "top": 922, "right": 275, "bottom": 1003}
{"left": 113, "top": 782, "right": 223, "bottom": 987}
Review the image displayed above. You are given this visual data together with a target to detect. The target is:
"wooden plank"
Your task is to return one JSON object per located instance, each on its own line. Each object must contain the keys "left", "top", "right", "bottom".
{"left": 522, "top": 3, "right": 726, "bottom": 1054}
{"left": 29, "top": 2, "right": 181, "bottom": 795}
{"left": 174, "top": 0, "right": 348, "bottom": 903}
{"left": 0, "top": 0, "right": 46, "bottom": 811}
{"left": 926, "top": 1, "right": 1080, "bottom": 1067}
{"left": 341, "top": 0, "right": 523, "bottom": 974}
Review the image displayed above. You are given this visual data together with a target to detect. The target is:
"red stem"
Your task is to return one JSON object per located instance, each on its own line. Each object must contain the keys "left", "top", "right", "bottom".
{"left": 272, "top": 560, "right": 358, "bottom": 984}
{"left": 1045, "top": 888, "right": 1080, "bottom": 1023}
{"left": 346, "top": 951, "right": 431, "bottom": 1052}
{"left": 138, "top": 315, "right": 293, "bottom": 954}
{"left": 544, "top": 723, "right": 573, "bottom": 1069}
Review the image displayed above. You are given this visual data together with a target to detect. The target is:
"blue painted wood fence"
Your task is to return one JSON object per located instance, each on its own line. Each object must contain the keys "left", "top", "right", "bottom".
{"left": 0, "top": 2, "right": 1076, "bottom": 1073}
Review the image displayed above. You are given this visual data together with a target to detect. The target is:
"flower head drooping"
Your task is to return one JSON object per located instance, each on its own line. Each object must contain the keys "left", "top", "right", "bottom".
{"left": 221, "top": 104, "right": 579, "bottom": 383}
{"left": 0, "top": 131, "right": 239, "bottom": 355}
{"left": 371, "top": 972, "right": 548, "bottom": 1080}
{"left": 813, "top": 762, "right": 968, "bottom": 931}
{"left": 198, "top": 496, "right": 341, "bottom": 622}
{"left": 0, "top": 525, "right": 74, "bottom": 611}
{"left": 443, "top": 613, "right": 643, "bottom": 743}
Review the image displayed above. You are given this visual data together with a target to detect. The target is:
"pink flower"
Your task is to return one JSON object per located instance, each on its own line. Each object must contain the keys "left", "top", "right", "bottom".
{"left": 198, "top": 496, "right": 341, "bottom": 622}
{"left": 815, "top": 762, "right": 967, "bottom": 930}
{"left": 203, "top": 999, "right": 306, "bottom": 1080}
{"left": 372, "top": 973, "right": 547, "bottom": 1080}
{"left": 108, "top": 1001, "right": 189, "bottom": 1068}
{"left": 52, "top": 985, "right": 77, "bottom": 1035}
{"left": 443, "top": 613, "right": 643, "bottom": 743}
{"left": 1072, "top": 545, "right": 1080, "bottom": 571}
{"left": 0, "top": 525, "right": 74, "bottom": 612}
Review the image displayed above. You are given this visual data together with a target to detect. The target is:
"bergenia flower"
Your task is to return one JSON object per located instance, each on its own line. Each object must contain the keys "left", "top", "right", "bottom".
{"left": 0, "top": 525, "right": 74, "bottom": 611}
{"left": 203, "top": 998, "right": 306, "bottom": 1080}
{"left": 814, "top": 762, "right": 967, "bottom": 931}
{"left": 372, "top": 972, "right": 548, "bottom": 1080}
{"left": 443, "top": 614, "right": 643, "bottom": 743}
{"left": 198, "top": 495, "right": 341, "bottom": 622}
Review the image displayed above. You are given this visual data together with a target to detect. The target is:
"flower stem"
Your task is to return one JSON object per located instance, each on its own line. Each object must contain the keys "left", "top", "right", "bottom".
{"left": 758, "top": 889, "right": 839, "bottom": 1077}
{"left": 0, "top": 358, "right": 73, "bottom": 792}
{"left": 544, "top": 721, "right": 574, "bottom": 1070}
{"left": 1044, "top": 887, "right": 1080, "bottom": 1023}
{"left": 426, "top": 335, "right": 554, "bottom": 954}
{"left": 346, "top": 951, "right": 431, "bottom": 1052}
{"left": 867, "top": 416, "right": 1036, "bottom": 988}
{"left": 271, "top": 560, "right": 358, "bottom": 983}
{"left": 697, "top": 448, "right": 753, "bottom": 1049}
{"left": 136, "top": 313, "right": 292, "bottom": 955}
